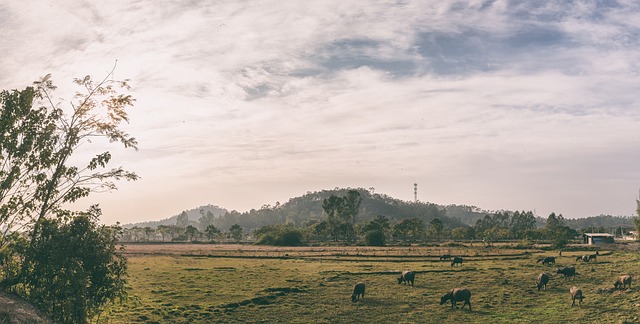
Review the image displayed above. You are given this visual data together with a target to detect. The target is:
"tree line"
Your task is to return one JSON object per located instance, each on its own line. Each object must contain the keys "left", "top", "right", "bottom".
{"left": 122, "top": 189, "right": 603, "bottom": 249}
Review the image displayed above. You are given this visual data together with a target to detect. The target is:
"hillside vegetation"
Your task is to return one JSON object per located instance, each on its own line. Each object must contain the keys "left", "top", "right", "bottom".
{"left": 125, "top": 188, "right": 634, "bottom": 233}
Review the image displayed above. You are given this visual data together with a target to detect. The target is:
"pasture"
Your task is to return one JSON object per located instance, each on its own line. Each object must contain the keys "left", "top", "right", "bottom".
{"left": 100, "top": 243, "right": 640, "bottom": 323}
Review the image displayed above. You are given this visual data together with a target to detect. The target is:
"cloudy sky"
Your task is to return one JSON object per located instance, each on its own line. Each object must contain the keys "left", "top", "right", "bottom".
{"left": 2, "top": 0, "right": 639, "bottom": 225}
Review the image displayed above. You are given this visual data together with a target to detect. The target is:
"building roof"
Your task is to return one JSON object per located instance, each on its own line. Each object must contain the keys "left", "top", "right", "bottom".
{"left": 583, "top": 233, "right": 614, "bottom": 237}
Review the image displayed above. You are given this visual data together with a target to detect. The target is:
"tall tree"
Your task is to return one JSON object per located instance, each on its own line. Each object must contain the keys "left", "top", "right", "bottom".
{"left": 229, "top": 224, "right": 243, "bottom": 242}
{"left": 156, "top": 225, "right": 171, "bottom": 242}
{"left": 321, "top": 190, "right": 361, "bottom": 242}
{"left": 0, "top": 69, "right": 136, "bottom": 322}
{"left": 509, "top": 211, "right": 536, "bottom": 239}
{"left": 185, "top": 225, "right": 199, "bottom": 241}
{"left": 393, "top": 218, "right": 424, "bottom": 242}
{"left": 322, "top": 194, "right": 344, "bottom": 241}
{"left": 204, "top": 224, "right": 221, "bottom": 242}
{"left": 199, "top": 210, "right": 216, "bottom": 230}
{"left": 343, "top": 190, "right": 362, "bottom": 226}
{"left": 176, "top": 211, "right": 189, "bottom": 228}
{"left": 545, "top": 212, "right": 577, "bottom": 248}
{"left": 634, "top": 195, "right": 640, "bottom": 240}
{"left": 428, "top": 218, "right": 444, "bottom": 241}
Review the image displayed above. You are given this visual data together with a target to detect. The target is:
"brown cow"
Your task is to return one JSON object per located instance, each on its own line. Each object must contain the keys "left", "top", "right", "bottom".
{"left": 440, "top": 288, "right": 472, "bottom": 311}
{"left": 614, "top": 275, "right": 632, "bottom": 290}
{"left": 570, "top": 286, "right": 584, "bottom": 307}
{"left": 397, "top": 271, "right": 415, "bottom": 286}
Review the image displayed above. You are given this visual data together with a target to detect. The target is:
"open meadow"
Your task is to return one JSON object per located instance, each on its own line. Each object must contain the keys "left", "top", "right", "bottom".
{"left": 100, "top": 243, "right": 640, "bottom": 323}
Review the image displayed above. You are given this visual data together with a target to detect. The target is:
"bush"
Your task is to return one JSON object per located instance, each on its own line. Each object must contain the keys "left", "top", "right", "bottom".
{"left": 14, "top": 215, "right": 127, "bottom": 323}
{"left": 365, "top": 230, "right": 386, "bottom": 246}
{"left": 255, "top": 225, "right": 304, "bottom": 246}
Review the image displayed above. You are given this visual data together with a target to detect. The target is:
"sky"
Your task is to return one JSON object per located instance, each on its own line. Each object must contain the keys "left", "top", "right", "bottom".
{"left": 1, "top": 0, "right": 639, "bottom": 225}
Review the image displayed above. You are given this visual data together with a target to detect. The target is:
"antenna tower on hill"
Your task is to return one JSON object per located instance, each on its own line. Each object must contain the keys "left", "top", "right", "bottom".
{"left": 414, "top": 183, "right": 418, "bottom": 203}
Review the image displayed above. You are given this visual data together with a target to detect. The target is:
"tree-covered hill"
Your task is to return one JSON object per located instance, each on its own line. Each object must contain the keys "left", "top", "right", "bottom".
{"left": 210, "top": 188, "right": 463, "bottom": 231}
{"left": 124, "top": 204, "right": 227, "bottom": 229}
{"left": 124, "top": 188, "right": 635, "bottom": 233}
{"left": 563, "top": 214, "right": 635, "bottom": 231}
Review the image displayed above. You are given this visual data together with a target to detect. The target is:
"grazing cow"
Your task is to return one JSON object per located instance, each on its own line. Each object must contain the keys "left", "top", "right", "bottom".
{"left": 570, "top": 286, "right": 584, "bottom": 307}
{"left": 397, "top": 271, "right": 415, "bottom": 286}
{"left": 451, "top": 257, "right": 463, "bottom": 267}
{"left": 537, "top": 257, "right": 556, "bottom": 266}
{"left": 614, "top": 275, "right": 632, "bottom": 290}
{"left": 576, "top": 255, "right": 590, "bottom": 262}
{"left": 440, "top": 254, "right": 452, "bottom": 261}
{"left": 440, "top": 288, "right": 472, "bottom": 311}
{"left": 537, "top": 273, "right": 550, "bottom": 291}
{"left": 351, "top": 282, "right": 365, "bottom": 302}
{"left": 557, "top": 267, "right": 577, "bottom": 280}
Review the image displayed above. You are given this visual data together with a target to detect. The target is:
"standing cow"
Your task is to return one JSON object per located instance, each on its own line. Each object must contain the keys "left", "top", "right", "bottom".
{"left": 397, "top": 271, "right": 415, "bottom": 286}
{"left": 570, "top": 286, "right": 584, "bottom": 307}
{"left": 351, "top": 282, "right": 365, "bottom": 302}
{"left": 440, "top": 288, "right": 472, "bottom": 311}
{"left": 614, "top": 275, "right": 632, "bottom": 290}
{"left": 451, "top": 257, "right": 463, "bottom": 267}
{"left": 537, "top": 273, "right": 550, "bottom": 291}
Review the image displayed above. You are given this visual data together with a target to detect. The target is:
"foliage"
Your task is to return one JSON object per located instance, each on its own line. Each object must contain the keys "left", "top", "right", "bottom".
{"left": 0, "top": 72, "right": 138, "bottom": 245}
{"left": 364, "top": 229, "right": 386, "bottom": 246}
{"left": 198, "top": 210, "right": 216, "bottom": 230}
{"left": 450, "top": 226, "right": 475, "bottom": 240}
{"left": 545, "top": 212, "right": 578, "bottom": 248}
{"left": 16, "top": 210, "right": 127, "bottom": 323}
{"left": 184, "top": 225, "right": 199, "bottom": 241}
{"left": 392, "top": 218, "right": 424, "bottom": 241}
{"left": 205, "top": 188, "right": 453, "bottom": 233}
{"left": 428, "top": 218, "right": 444, "bottom": 241}
{"left": 322, "top": 190, "right": 362, "bottom": 242}
{"left": 254, "top": 225, "right": 304, "bottom": 246}
{"left": 474, "top": 210, "right": 538, "bottom": 241}
{"left": 0, "top": 71, "right": 137, "bottom": 322}
{"left": 634, "top": 198, "right": 640, "bottom": 240}
{"left": 564, "top": 214, "right": 635, "bottom": 230}
{"left": 229, "top": 224, "right": 243, "bottom": 242}
{"left": 176, "top": 212, "right": 189, "bottom": 228}
{"left": 361, "top": 215, "right": 390, "bottom": 233}
{"left": 204, "top": 224, "right": 221, "bottom": 242}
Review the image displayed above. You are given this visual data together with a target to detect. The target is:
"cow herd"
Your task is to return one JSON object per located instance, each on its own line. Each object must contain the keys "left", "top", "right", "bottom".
{"left": 535, "top": 251, "right": 632, "bottom": 308}
{"left": 350, "top": 250, "right": 633, "bottom": 311}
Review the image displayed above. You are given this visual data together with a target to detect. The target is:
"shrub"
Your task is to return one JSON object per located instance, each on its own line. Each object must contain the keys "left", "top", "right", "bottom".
{"left": 255, "top": 225, "right": 304, "bottom": 246}
{"left": 365, "top": 230, "right": 386, "bottom": 246}
{"left": 14, "top": 215, "right": 127, "bottom": 323}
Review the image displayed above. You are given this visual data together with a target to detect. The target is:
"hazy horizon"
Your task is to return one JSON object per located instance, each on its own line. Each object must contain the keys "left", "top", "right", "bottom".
{"left": 2, "top": 1, "right": 639, "bottom": 224}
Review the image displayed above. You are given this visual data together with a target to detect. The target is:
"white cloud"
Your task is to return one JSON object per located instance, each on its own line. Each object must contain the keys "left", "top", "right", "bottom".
{"left": 2, "top": 0, "right": 640, "bottom": 224}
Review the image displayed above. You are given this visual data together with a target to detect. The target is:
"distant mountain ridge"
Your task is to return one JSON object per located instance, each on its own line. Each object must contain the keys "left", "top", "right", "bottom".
{"left": 123, "top": 204, "right": 227, "bottom": 229}
{"left": 123, "top": 188, "right": 635, "bottom": 231}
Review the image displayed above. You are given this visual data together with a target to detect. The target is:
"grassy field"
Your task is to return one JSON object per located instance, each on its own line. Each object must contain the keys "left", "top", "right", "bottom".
{"left": 100, "top": 243, "right": 640, "bottom": 323}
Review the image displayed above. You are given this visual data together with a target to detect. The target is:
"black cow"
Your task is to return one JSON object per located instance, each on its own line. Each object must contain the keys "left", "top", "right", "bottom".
{"left": 351, "top": 282, "right": 365, "bottom": 302}
{"left": 557, "top": 267, "right": 577, "bottom": 280}
{"left": 537, "top": 256, "right": 555, "bottom": 266}
{"left": 451, "top": 257, "right": 463, "bottom": 267}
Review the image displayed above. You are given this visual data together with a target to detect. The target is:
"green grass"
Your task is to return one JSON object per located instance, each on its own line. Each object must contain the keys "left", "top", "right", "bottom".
{"left": 99, "top": 245, "right": 640, "bottom": 323}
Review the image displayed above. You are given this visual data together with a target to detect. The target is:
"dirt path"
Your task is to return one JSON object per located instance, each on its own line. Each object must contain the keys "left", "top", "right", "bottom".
{"left": 0, "top": 291, "right": 52, "bottom": 323}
